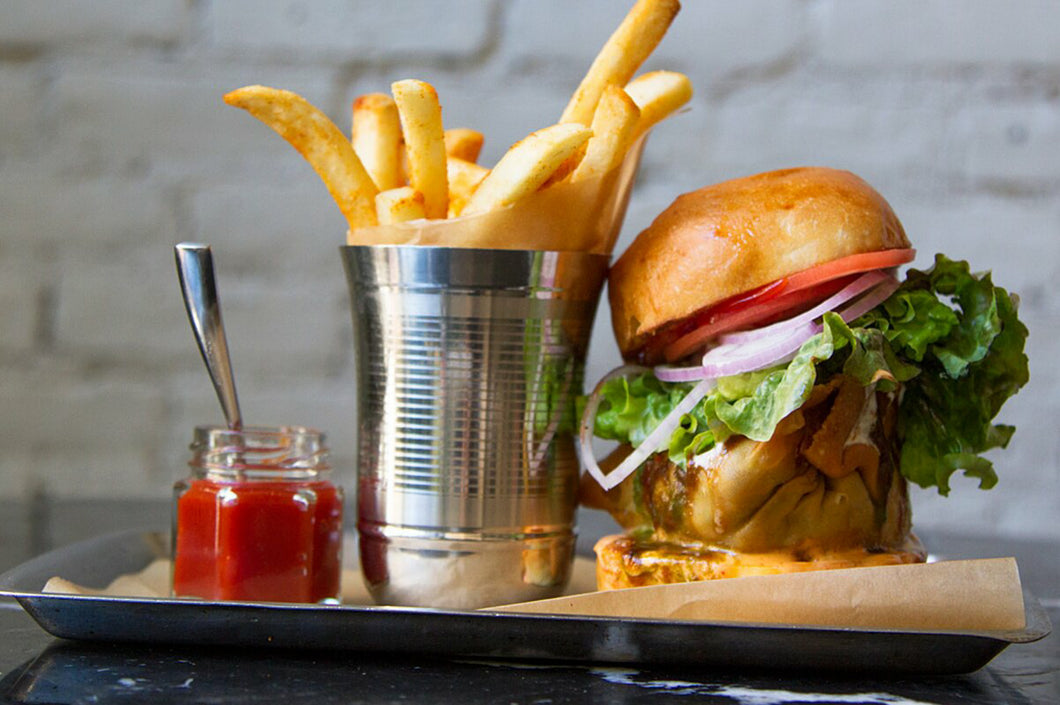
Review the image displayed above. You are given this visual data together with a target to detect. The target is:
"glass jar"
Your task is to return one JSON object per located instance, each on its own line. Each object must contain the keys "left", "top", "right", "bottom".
{"left": 172, "top": 425, "right": 344, "bottom": 604}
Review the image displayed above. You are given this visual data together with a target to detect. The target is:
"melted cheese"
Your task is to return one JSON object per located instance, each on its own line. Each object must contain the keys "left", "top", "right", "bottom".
{"left": 690, "top": 442, "right": 726, "bottom": 470}
{"left": 844, "top": 388, "right": 878, "bottom": 449}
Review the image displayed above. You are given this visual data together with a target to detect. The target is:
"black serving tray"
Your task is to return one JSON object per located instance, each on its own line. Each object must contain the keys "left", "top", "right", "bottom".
{"left": 0, "top": 530, "right": 1050, "bottom": 675}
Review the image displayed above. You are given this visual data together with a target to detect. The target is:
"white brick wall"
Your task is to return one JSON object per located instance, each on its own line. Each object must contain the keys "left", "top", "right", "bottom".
{"left": 207, "top": 0, "right": 496, "bottom": 60}
{"left": 0, "top": 0, "right": 189, "bottom": 47}
{"left": 1, "top": 1, "right": 1058, "bottom": 540}
{"left": 817, "top": 0, "right": 1060, "bottom": 66}
{"left": 0, "top": 64, "right": 44, "bottom": 160}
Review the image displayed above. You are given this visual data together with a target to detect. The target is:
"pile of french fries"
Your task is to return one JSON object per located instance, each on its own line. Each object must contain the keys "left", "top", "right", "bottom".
{"left": 223, "top": 0, "right": 691, "bottom": 251}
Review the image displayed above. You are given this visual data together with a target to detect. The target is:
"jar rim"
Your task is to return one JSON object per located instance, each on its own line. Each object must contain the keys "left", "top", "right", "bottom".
{"left": 192, "top": 424, "right": 326, "bottom": 440}
{"left": 189, "top": 425, "right": 330, "bottom": 474}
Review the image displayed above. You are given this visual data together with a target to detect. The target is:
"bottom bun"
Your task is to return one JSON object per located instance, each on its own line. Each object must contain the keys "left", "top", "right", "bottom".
{"left": 594, "top": 534, "right": 927, "bottom": 591}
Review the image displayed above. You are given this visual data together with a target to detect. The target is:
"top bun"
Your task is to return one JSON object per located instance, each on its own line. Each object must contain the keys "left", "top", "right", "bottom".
{"left": 608, "top": 167, "right": 911, "bottom": 358}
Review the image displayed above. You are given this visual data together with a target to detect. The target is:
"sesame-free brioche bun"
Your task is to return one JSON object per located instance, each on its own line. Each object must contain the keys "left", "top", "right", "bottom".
{"left": 608, "top": 167, "right": 911, "bottom": 358}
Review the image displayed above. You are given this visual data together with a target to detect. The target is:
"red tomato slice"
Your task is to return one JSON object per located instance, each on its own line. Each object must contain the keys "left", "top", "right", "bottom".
{"left": 782, "top": 248, "right": 915, "bottom": 293}
{"left": 661, "top": 277, "right": 854, "bottom": 362}
{"left": 654, "top": 248, "right": 915, "bottom": 363}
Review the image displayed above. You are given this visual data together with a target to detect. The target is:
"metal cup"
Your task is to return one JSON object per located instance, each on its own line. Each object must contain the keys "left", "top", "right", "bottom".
{"left": 341, "top": 246, "right": 608, "bottom": 608}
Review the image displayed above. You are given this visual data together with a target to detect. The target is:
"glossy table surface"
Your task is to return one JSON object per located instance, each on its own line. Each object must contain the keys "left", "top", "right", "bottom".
{"left": 0, "top": 502, "right": 1056, "bottom": 704}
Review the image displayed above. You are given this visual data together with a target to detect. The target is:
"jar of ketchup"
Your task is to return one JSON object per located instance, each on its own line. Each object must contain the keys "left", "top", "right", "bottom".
{"left": 172, "top": 425, "right": 343, "bottom": 603}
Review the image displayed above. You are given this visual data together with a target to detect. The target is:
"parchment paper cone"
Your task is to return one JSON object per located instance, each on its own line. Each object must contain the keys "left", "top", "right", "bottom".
{"left": 346, "top": 139, "right": 645, "bottom": 255}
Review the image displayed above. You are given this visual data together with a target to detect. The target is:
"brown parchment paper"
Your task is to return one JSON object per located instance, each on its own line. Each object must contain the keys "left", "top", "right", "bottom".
{"left": 45, "top": 556, "right": 1024, "bottom": 633}
{"left": 43, "top": 556, "right": 598, "bottom": 606}
{"left": 346, "top": 140, "right": 644, "bottom": 254}
{"left": 44, "top": 563, "right": 377, "bottom": 604}
{"left": 490, "top": 557, "right": 1026, "bottom": 632}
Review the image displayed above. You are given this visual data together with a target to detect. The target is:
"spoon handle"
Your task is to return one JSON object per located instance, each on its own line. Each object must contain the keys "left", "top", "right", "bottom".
{"left": 175, "top": 243, "right": 243, "bottom": 430}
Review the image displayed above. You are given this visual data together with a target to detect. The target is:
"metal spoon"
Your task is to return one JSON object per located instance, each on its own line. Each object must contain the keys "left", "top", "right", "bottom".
{"left": 175, "top": 243, "right": 243, "bottom": 430}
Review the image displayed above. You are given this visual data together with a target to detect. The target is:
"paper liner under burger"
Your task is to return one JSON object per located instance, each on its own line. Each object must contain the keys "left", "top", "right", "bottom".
{"left": 490, "top": 557, "right": 1027, "bottom": 633}
{"left": 346, "top": 139, "right": 645, "bottom": 255}
{"left": 45, "top": 556, "right": 1025, "bottom": 633}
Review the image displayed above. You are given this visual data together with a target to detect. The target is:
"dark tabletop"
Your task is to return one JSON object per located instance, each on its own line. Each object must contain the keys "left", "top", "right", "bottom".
{"left": 0, "top": 501, "right": 1056, "bottom": 704}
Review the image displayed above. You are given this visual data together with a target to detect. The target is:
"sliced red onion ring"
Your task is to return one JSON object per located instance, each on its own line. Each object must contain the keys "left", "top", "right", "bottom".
{"left": 833, "top": 275, "right": 900, "bottom": 322}
{"left": 655, "top": 321, "right": 814, "bottom": 382}
{"left": 719, "top": 270, "right": 889, "bottom": 345}
{"left": 579, "top": 368, "right": 714, "bottom": 491}
{"left": 699, "top": 320, "right": 816, "bottom": 379}
{"left": 653, "top": 362, "right": 719, "bottom": 383}
{"left": 578, "top": 364, "right": 649, "bottom": 476}
{"left": 654, "top": 272, "right": 900, "bottom": 383}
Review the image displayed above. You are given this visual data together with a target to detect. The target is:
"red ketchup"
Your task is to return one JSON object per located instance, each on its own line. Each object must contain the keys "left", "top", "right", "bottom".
{"left": 172, "top": 426, "right": 343, "bottom": 603}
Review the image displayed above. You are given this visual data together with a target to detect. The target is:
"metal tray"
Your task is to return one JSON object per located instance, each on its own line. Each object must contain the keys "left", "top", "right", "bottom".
{"left": 0, "top": 530, "right": 1051, "bottom": 675}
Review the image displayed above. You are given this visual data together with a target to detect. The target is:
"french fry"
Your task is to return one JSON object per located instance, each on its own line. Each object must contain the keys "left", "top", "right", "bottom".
{"left": 376, "top": 186, "right": 427, "bottom": 224}
{"left": 351, "top": 93, "right": 404, "bottom": 191}
{"left": 571, "top": 85, "right": 640, "bottom": 183}
{"left": 224, "top": 85, "right": 379, "bottom": 230}
{"left": 391, "top": 79, "right": 448, "bottom": 219}
{"left": 446, "top": 157, "right": 489, "bottom": 217}
{"left": 539, "top": 149, "right": 583, "bottom": 189}
{"left": 560, "top": 0, "right": 681, "bottom": 127}
{"left": 444, "top": 128, "right": 485, "bottom": 163}
{"left": 462, "top": 123, "right": 592, "bottom": 216}
{"left": 625, "top": 70, "right": 692, "bottom": 138}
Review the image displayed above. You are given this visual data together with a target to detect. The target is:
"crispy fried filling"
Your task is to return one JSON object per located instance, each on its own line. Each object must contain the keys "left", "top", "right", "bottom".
{"left": 581, "top": 375, "right": 914, "bottom": 556}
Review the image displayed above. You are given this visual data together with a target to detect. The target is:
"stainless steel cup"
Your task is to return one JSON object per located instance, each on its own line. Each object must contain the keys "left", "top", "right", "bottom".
{"left": 341, "top": 245, "right": 608, "bottom": 609}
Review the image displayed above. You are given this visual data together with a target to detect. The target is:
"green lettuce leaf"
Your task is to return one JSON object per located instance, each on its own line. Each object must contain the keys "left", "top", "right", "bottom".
{"left": 590, "top": 254, "right": 1029, "bottom": 494}
{"left": 894, "top": 264, "right": 1028, "bottom": 494}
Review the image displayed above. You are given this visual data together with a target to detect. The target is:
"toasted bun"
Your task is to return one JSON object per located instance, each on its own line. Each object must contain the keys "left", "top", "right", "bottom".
{"left": 594, "top": 534, "right": 926, "bottom": 590}
{"left": 609, "top": 167, "right": 911, "bottom": 358}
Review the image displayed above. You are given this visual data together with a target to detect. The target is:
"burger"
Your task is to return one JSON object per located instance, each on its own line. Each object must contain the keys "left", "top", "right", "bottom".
{"left": 578, "top": 167, "right": 1029, "bottom": 590}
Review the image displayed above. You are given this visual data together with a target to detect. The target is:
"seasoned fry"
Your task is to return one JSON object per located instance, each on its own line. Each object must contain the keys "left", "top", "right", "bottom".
{"left": 625, "top": 70, "right": 692, "bottom": 138}
{"left": 376, "top": 186, "right": 427, "bottom": 224}
{"left": 224, "top": 85, "right": 379, "bottom": 229}
{"left": 444, "top": 128, "right": 485, "bottom": 163}
{"left": 539, "top": 149, "right": 583, "bottom": 189}
{"left": 560, "top": 0, "right": 681, "bottom": 127}
{"left": 391, "top": 79, "right": 449, "bottom": 219}
{"left": 226, "top": 0, "right": 689, "bottom": 252}
{"left": 351, "top": 93, "right": 404, "bottom": 191}
{"left": 571, "top": 85, "right": 640, "bottom": 183}
{"left": 462, "top": 124, "right": 592, "bottom": 215}
{"left": 446, "top": 157, "right": 489, "bottom": 217}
